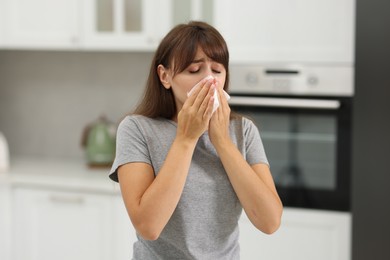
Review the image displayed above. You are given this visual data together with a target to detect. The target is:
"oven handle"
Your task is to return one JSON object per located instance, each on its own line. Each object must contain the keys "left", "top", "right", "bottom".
{"left": 228, "top": 96, "right": 340, "bottom": 110}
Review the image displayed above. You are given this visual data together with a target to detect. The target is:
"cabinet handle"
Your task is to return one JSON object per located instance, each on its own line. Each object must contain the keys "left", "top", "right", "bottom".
{"left": 49, "top": 195, "right": 85, "bottom": 204}
{"left": 229, "top": 96, "right": 341, "bottom": 110}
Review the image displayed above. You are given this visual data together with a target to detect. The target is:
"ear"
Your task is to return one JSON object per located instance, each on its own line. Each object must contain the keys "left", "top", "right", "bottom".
{"left": 157, "top": 65, "right": 171, "bottom": 89}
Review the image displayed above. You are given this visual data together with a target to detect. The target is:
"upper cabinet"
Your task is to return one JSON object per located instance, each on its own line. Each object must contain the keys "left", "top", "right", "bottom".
{"left": 213, "top": 0, "right": 355, "bottom": 64}
{"left": 0, "top": 0, "right": 212, "bottom": 51}
{"left": 0, "top": 0, "right": 5, "bottom": 47}
{"left": 81, "top": 0, "right": 214, "bottom": 50}
{"left": 170, "top": 0, "right": 214, "bottom": 26}
{"left": 0, "top": 0, "right": 356, "bottom": 63}
{"left": 3, "top": 0, "right": 81, "bottom": 49}
{"left": 81, "top": 0, "right": 171, "bottom": 51}
{"left": 1, "top": 0, "right": 172, "bottom": 51}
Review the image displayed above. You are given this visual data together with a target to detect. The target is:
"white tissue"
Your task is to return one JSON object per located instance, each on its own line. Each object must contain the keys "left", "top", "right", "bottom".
{"left": 187, "top": 75, "right": 230, "bottom": 113}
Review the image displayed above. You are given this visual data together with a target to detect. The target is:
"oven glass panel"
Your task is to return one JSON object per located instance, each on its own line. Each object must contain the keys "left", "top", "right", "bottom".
{"left": 239, "top": 110, "right": 337, "bottom": 191}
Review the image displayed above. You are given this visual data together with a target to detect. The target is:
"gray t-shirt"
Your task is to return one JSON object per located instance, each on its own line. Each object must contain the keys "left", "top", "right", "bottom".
{"left": 109, "top": 115, "right": 268, "bottom": 260}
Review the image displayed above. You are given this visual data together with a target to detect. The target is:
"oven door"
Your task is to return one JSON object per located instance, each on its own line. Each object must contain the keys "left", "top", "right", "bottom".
{"left": 229, "top": 95, "right": 352, "bottom": 211}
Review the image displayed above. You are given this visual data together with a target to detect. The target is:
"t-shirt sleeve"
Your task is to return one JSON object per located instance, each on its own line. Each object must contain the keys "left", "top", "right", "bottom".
{"left": 243, "top": 117, "right": 269, "bottom": 167}
{"left": 109, "top": 116, "right": 151, "bottom": 182}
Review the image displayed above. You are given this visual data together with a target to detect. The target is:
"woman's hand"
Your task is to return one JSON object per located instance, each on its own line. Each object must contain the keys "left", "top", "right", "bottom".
{"left": 209, "top": 84, "right": 231, "bottom": 147}
{"left": 209, "top": 86, "right": 283, "bottom": 234}
{"left": 176, "top": 78, "right": 216, "bottom": 142}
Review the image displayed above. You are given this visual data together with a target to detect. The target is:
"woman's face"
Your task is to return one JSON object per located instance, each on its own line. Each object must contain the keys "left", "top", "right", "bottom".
{"left": 162, "top": 48, "right": 227, "bottom": 113}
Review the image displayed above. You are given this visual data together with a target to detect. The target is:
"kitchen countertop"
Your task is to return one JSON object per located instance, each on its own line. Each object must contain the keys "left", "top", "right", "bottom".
{"left": 0, "top": 157, "right": 120, "bottom": 194}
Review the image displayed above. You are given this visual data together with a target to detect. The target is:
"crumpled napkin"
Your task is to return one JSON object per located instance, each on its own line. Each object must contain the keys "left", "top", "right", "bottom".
{"left": 187, "top": 75, "right": 230, "bottom": 113}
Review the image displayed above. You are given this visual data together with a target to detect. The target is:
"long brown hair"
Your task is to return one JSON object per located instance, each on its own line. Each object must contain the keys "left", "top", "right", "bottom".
{"left": 133, "top": 21, "right": 230, "bottom": 119}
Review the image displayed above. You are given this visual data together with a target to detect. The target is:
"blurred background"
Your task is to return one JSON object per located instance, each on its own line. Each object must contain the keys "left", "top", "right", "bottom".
{"left": 0, "top": 0, "right": 389, "bottom": 260}
{"left": 0, "top": 51, "right": 150, "bottom": 158}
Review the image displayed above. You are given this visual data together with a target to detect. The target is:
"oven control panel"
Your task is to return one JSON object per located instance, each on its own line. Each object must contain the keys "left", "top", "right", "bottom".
{"left": 229, "top": 64, "right": 354, "bottom": 96}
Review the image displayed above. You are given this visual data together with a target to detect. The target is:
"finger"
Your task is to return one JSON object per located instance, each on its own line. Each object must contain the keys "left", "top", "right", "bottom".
{"left": 186, "top": 78, "right": 212, "bottom": 107}
{"left": 183, "top": 88, "right": 199, "bottom": 109}
{"left": 217, "top": 85, "right": 230, "bottom": 112}
{"left": 198, "top": 84, "right": 215, "bottom": 116}
{"left": 192, "top": 80, "right": 213, "bottom": 108}
{"left": 203, "top": 94, "right": 215, "bottom": 120}
{"left": 213, "top": 88, "right": 231, "bottom": 124}
{"left": 213, "top": 85, "right": 224, "bottom": 114}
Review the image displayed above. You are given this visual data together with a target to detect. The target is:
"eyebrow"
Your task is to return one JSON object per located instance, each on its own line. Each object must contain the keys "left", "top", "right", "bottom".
{"left": 192, "top": 57, "right": 222, "bottom": 65}
{"left": 192, "top": 58, "right": 206, "bottom": 64}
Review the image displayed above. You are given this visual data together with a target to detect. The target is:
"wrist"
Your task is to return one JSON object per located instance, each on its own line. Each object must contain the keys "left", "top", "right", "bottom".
{"left": 212, "top": 137, "right": 234, "bottom": 151}
{"left": 174, "top": 135, "right": 198, "bottom": 149}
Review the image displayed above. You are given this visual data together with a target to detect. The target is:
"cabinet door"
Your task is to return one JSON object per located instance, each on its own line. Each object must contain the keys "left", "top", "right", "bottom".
{"left": 0, "top": 0, "right": 5, "bottom": 47}
{"left": 170, "top": 0, "right": 214, "bottom": 26}
{"left": 0, "top": 183, "right": 11, "bottom": 260}
{"left": 82, "top": 0, "right": 171, "bottom": 50}
{"left": 4, "top": 0, "right": 81, "bottom": 48}
{"left": 112, "top": 195, "right": 138, "bottom": 260}
{"left": 214, "top": 0, "right": 355, "bottom": 63}
{"left": 239, "top": 208, "right": 351, "bottom": 260}
{"left": 12, "top": 187, "right": 112, "bottom": 260}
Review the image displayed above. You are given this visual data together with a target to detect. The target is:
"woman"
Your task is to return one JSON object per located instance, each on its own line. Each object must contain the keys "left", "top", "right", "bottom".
{"left": 109, "top": 21, "right": 283, "bottom": 259}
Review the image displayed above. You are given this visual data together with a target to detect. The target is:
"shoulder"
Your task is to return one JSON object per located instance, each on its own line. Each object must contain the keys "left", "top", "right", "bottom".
{"left": 120, "top": 114, "right": 153, "bottom": 126}
{"left": 230, "top": 116, "right": 258, "bottom": 132}
{"left": 118, "top": 115, "right": 175, "bottom": 138}
{"left": 117, "top": 115, "right": 143, "bottom": 135}
{"left": 119, "top": 115, "right": 170, "bottom": 129}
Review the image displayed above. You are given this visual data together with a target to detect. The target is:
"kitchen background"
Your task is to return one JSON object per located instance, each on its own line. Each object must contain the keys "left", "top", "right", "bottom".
{"left": 0, "top": 50, "right": 152, "bottom": 159}
{"left": 1, "top": 0, "right": 390, "bottom": 260}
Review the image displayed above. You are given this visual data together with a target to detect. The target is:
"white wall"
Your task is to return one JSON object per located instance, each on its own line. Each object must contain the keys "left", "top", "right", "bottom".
{"left": 0, "top": 50, "right": 153, "bottom": 159}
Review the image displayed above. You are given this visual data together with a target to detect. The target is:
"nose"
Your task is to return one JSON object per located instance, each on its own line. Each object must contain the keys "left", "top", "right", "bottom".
{"left": 204, "top": 69, "right": 217, "bottom": 80}
{"left": 203, "top": 74, "right": 217, "bottom": 86}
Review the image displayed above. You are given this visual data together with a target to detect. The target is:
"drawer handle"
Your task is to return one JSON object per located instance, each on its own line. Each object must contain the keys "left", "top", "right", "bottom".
{"left": 49, "top": 195, "right": 85, "bottom": 204}
{"left": 229, "top": 96, "right": 341, "bottom": 110}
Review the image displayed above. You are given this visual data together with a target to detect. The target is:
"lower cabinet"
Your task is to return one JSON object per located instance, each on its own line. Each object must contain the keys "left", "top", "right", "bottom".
{"left": 239, "top": 208, "right": 352, "bottom": 260}
{"left": 111, "top": 195, "right": 138, "bottom": 259}
{"left": 11, "top": 186, "right": 136, "bottom": 260}
{"left": 0, "top": 182, "right": 11, "bottom": 260}
{"left": 8, "top": 186, "right": 351, "bottom": 260}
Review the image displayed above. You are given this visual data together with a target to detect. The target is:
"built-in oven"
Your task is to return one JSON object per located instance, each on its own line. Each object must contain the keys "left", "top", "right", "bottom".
{"left": 228, "top": 65, "right": 353, "bottom": 212}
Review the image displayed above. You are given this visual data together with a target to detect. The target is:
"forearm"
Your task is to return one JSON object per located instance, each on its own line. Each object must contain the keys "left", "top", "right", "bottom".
{"left": 135, "top": 137, "right": 197, "bottom": 239}
{"left": 215, "top": 140, "right": 283, "bottom": 234}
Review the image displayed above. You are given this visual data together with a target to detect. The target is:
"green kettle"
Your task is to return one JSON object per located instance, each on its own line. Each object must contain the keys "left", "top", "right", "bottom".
{"left": 81, "top": 115, "right": 116, "bottom": 167}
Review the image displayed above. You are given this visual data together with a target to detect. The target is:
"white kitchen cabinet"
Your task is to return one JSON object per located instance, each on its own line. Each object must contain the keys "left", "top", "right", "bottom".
{"left": 4, "top": 159, "right": 139, "bottom": 260}
{"left": 213, "top": 0, "right": 355, "bottom": 63}
{"left": 0, "top": 0, "right": 5, "bottom": 47}
{"left": 82, "top": 0, "right": 171, "bottom": 50}
{"left": 3, "top": 0, "right": 81, "bottom": 49}
{"left": 2, "top": 0, "right": 172, "bottom": 50}
{"left": 0, "top": 181, "right": 11, "bottom": 260}
{"left": 170, "top": 0, "right": 214, "bottom": 26}
{"left": 11, "top": 187, "right": 113, "bottom": 260}
{"left": 83, "top": 0, "right": 215, "bottom": 51}
{"left": 239, "top": 208, "right": 351, "bottom": 260}
{"left": 112, "top": 195, "right": 138, "bottom": 259}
